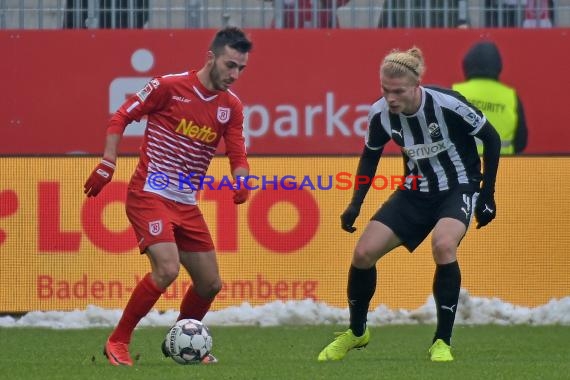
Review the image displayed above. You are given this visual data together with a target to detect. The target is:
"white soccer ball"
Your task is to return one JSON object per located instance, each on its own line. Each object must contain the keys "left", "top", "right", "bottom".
{"left": 164, "top": 318, "right": 213, "bottom": 365}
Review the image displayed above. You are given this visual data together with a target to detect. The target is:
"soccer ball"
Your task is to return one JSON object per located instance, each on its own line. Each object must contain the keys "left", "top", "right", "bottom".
{"left": 164, "top": 318, "right": 213, "bottom": 365}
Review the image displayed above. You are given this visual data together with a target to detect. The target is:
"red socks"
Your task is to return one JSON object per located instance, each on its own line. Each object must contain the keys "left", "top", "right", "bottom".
{"left": 110, "top": 273, "right": 165, "bottom": 344}
{"left": 178, "top": 286, "right": 214, "bottom": 321}
{"left": 109, "top": 276, "right": 214, "bottom": 343}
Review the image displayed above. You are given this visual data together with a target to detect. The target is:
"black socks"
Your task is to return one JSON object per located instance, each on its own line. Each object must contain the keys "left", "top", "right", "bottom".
{"left": 432, "top": 261, "right": 461, "bottom": 345}
{"left": 347, "top": 265, "right": 377, "bottom": 337}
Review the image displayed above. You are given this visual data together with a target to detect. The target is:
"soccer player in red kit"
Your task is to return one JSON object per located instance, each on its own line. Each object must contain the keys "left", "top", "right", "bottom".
{"left": 83, "top": 27, "right": 253, "bottom": 366}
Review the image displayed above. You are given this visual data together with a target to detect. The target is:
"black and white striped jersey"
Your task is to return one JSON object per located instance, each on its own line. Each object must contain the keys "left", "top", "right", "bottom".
{"left": 365, "top": 86, "right": 485, "bottom": 194}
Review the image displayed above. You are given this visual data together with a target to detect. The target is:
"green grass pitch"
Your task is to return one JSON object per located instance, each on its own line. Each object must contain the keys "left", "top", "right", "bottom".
{"left": 1, "top": 325, "right": 569, "bottom": 380}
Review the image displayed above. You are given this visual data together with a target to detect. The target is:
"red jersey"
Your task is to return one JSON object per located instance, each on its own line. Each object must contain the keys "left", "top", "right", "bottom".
{"left": 108, "top": 70, "right": 249, "bottom": 204}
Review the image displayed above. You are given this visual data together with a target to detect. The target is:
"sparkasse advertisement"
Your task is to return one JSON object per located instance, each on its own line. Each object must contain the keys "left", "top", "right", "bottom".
{"left": 1, "top": 29, "right": 569, "bottom": 155}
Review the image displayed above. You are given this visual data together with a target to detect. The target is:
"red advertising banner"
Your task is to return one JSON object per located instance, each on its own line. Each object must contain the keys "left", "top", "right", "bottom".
{"left": 1, "top": 29, "right": 569, "bottom": 155}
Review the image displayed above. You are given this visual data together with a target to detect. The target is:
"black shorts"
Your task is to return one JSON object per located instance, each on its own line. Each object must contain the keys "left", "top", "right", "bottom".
{"left": 371, "top": 188, "right": 478, "bottom": 252}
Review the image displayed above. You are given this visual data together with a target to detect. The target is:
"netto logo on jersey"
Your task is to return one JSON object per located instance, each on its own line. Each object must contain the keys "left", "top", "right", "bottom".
{"left": 175, "top": 119, "right": 218, "bottom": 143}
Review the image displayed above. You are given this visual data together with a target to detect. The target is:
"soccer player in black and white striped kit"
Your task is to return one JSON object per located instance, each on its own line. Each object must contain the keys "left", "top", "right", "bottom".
{"left": 318, "top": 46, "right": 501, "bottom": 362}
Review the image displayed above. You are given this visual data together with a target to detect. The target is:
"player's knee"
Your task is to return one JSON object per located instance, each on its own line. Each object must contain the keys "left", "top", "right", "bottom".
{"left": 208, "top": 279, "right": 223, "bottom": 297}
{"left": 154, "top": 263, "right": 180, "bottom": 288}
{"left": 352, "top": 246, "right": 376, "bottom": 268}
{"left": 195, "top": 279, "right": 222, "bottom": 298}
{"left": 431, "top": 236, "right": 457, "bottom": 263}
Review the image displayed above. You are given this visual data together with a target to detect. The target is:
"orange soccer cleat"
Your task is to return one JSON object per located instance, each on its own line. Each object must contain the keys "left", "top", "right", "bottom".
{"left": 104, "top": 339, "right": 133, "bottom": 366}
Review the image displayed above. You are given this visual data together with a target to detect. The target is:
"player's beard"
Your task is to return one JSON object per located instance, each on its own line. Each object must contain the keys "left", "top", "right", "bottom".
{"left": 209, "top": 63, "right": 228, "bottom": 91}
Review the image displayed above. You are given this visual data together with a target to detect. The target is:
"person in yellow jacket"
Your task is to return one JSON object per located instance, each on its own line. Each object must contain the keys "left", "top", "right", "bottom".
{"left": 453, "top": 41, "right": 527, "bottom": 154}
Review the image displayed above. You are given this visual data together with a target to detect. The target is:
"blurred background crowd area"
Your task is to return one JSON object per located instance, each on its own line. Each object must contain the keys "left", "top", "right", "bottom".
{"left": 1, "top": 0, "right": 567, "bottom": 30}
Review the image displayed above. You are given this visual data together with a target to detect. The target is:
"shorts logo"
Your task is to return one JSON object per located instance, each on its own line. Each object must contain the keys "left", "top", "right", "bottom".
{"left": 217, "top": 107, "right": 230, "bottom": 123}
{"left": 461, "top": 194, "right": 472, "bottom": 219}
{"left": 149, "top": 220, "right": 163, "bottom": 236}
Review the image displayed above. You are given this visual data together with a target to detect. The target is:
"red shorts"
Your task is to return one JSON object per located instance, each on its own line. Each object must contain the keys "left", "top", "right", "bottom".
{"left": 125, "top": 189, "right": 215, "bottom": 253}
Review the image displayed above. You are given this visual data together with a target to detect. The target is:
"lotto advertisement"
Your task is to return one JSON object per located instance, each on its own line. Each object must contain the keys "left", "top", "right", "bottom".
{"left": 1, "top": 157, "right": 569, "bottom": 313}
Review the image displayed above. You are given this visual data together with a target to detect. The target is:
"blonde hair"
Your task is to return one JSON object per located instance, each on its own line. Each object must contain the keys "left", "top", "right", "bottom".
{"left": 381, "top": 46, "right": 425, "bottom": 82}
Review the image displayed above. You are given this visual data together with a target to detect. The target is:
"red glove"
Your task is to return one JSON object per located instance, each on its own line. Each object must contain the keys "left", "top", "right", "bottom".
{"left": 84, "top": 159, "right": 116, "bottom": 197}
{"left": 232, "top": 176, "right": 250, "bottom": 204}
